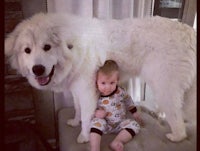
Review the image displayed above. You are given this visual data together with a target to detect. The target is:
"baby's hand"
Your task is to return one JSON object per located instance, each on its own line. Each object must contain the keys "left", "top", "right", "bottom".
{"left": 132, "top": 112, "right": 144, "bottom": 126}
{"left": 95, "top": 109, "right": 107, "bottom": 118}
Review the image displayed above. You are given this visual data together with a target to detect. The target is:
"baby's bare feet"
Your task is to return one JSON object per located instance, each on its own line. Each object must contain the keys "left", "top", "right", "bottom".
{"left": 110, "top": 141, "right": 124, "bottom": 151}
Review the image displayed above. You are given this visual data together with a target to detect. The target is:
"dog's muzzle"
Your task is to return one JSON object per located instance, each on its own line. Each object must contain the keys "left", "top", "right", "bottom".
{"left": 32, "top": 65, "right": 55, "bottom": 86}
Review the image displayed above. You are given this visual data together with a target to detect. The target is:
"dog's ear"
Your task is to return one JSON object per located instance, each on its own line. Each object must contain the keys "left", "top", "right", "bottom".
{"left": 5, "top": 32, "right": 17, "bottom": 57}
{"left": 5, "top": 32, "right": 21, "bottom": 73}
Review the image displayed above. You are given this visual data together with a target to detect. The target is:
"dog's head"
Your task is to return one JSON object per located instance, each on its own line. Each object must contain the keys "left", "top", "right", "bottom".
{"left": 5, "top": 13, "right": 75, "bottom": 91}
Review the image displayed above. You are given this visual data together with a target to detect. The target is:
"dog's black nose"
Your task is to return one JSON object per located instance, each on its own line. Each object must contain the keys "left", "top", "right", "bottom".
{"left": 32, "top": 65, "right": 45, "bottom": 76}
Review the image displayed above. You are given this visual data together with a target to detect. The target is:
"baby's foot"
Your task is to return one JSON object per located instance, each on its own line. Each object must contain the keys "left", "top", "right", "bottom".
{"left": 110, "top": 141, "right": 124, "bottom": 151}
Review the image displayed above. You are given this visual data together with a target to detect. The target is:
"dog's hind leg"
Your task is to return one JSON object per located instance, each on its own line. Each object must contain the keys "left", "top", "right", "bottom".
{"left": 152, "top": 80, "right": 187, "bottom": 142}
{"left": 141, "top": 49, "right": 195, "bottom": 142}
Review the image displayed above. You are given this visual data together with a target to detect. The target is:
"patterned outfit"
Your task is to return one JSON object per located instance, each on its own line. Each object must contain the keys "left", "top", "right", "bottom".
{"left": 90, "top": 86, "right": 140, "bottom": 137}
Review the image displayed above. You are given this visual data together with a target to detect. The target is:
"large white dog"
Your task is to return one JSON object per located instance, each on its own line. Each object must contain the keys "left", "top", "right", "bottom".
{"left": 5, "top": 13, "right": 196, "bottom": 143}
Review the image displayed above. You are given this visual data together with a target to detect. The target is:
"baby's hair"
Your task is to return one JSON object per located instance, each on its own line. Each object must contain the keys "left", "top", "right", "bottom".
{"left": 98, "top": 60, "right": 119, "bottom": 75}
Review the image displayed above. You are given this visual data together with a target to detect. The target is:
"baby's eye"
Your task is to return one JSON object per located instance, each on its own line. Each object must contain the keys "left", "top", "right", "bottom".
{"left": 101, "top": 82, "right": 105, "bottom": 85}
{"left": 111, "top": 82, "right": 115, "bottom": 84}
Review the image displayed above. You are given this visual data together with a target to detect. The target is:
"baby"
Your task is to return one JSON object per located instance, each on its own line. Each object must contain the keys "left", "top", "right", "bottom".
{"left": 90, "top": 60, "right": 142, "bottom": 151}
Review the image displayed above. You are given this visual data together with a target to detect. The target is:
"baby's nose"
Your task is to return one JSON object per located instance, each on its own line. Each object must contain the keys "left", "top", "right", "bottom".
{"left": 105, "top": 85, "right": 111, "bottom": 90}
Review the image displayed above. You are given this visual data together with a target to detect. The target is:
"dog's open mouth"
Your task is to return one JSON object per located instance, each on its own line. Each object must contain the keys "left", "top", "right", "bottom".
{"left": 35, "top": 66, "right": 55, "bottom": 86}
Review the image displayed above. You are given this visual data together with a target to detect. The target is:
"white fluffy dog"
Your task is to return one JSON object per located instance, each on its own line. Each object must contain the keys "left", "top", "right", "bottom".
{"left": 5, "top": 13, "right": 196, "bottom": 143}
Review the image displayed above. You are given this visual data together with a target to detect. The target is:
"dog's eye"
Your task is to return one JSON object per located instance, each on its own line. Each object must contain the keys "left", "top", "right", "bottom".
{"left": 24, "top": 47, "right": 31, "bottom": 54}
{"left": 43, "top": 44, "right": 51, "bottom": 51}
{"left": 67, "top": 44, "right": 73, "bottom": 49}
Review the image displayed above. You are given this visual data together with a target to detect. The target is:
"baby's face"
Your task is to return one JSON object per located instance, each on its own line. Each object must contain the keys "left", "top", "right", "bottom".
{"left": 96, "top": 71, "right": 118, "bottom": 96}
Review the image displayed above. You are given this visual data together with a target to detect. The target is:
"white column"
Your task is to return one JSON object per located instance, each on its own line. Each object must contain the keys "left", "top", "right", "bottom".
{"left": 47, "top": 0, "right": 93, "bottom": 17}
{"left": 193, "top": 13, "right": 197, "bottom": 31}
{"left": 93, "top": 0, "right": 111, "bottom": 19}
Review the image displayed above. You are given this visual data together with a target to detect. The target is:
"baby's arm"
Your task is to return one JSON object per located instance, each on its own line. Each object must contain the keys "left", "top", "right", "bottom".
{"left": 95, "top": 108, "right": 107, "bottom": 119}
{"left": 121, "top": 87, "right": 144, "bottom": 125}
{"left": 130, "top": 107, "right": 144, "bottom": 126}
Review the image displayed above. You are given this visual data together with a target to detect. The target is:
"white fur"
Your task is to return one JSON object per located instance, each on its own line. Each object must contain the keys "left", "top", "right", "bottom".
{"left": 5, "top": 13, "right": 196, "bottom": 143}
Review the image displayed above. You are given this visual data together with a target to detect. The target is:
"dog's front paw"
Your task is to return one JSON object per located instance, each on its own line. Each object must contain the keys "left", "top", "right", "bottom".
{"left": 67, "top": 118, "right": 80, "bottom": 127}
{"left": 166, "top": 133, "right": 187, "bottom": 142}
{"left": 77, "top": 133, "right": 89, "bottom": 143}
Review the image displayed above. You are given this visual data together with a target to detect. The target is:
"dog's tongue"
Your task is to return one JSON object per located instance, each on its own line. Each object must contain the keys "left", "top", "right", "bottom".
{"left": 36, "top": 76, "right": 49, "bottom": 85}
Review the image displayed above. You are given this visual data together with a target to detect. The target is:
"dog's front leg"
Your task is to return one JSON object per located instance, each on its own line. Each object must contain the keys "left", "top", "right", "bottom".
{"left": 71, "top": 78, "right": 97, "bottom": 143}
{"left": 78, "top": 86, "right": 97, "bottom": 143}
{"left": 67, "top": 94, "right": 81, "bottom": 127}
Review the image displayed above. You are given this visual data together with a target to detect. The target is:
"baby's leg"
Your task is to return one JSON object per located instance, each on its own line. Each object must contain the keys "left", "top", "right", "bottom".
{"left": 110, "top": 119, "right": 140, "bottom": 151}
{"left": 90, "top": 118, "right": 107, "bottom": 151}
{"left": 90, "top": 132, "right": 101, "bottom": 151}
{"left": 110, "top": 129, "right": 133, "bottom": 151}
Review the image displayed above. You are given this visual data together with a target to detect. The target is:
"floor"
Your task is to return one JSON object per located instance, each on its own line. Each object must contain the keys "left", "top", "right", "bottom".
{"left": 4, "top": 121, "right": 58, "bottom": 151}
